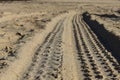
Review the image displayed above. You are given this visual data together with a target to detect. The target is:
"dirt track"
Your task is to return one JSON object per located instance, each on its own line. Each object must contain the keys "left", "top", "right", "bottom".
{"left": 0, "top": 12, "right": 120, "bottom": 80}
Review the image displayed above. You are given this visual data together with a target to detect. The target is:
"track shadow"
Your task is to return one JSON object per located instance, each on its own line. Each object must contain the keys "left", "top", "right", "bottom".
{"left": 82, "top": 12, "right": 120, "bottom": 64}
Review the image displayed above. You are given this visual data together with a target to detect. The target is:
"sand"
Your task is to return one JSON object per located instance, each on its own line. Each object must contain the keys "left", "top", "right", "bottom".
{"left": 0, "top": 0, "right": 120, "bottom": 80}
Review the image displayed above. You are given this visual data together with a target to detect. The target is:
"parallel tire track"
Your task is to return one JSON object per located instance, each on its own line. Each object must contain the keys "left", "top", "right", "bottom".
{"left": 72, "top": 14, "right": 120, "bottom": 80}
{"left": 19, "top": 13, "right": 120, "bottom": 80}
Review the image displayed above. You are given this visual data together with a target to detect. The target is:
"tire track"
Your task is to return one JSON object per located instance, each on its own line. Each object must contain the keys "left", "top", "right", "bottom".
{"left": 72, "top": 14, "right": 120, "bottom": 80}
{"left": 9, "top": 12, "right": 120, "bottom": 80}
{"left": 21, "top": 18, "right": 65, "bottom": 80}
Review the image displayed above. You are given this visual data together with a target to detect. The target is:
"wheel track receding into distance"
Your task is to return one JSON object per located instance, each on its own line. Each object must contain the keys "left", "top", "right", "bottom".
{"left": 21, "top": 18, "right": 65, "bottom": 80}
{"left": 72, "top": 14, "right": 120, "bottom": 80}
{"left": 2, "top": 12, "right": 120, "bottom": 80}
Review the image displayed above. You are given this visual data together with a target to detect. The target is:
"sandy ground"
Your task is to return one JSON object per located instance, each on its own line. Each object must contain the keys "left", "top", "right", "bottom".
{"left": 0, "top": 1, "right": 76, "bottom": 73}
{"left": 0, "top": 12, "right": 69, "bottom": 80}
{"left": 0, "top": 0, "right": 120, "bottom": 80}
{"left": 62, "top": 12, "right": 80, "bottom": 80}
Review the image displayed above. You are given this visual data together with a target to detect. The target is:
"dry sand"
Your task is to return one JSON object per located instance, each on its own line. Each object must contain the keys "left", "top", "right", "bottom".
{"left": 0, "top": 0, "right": 120, "bottom": 80}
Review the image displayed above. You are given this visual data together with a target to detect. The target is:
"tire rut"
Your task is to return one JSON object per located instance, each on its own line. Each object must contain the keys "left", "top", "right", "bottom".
{"left": 21, "top": 19, "right": 65, "bottom": 80}
{"left": 72, "top": 14, "right": 120, "bottom": 80}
